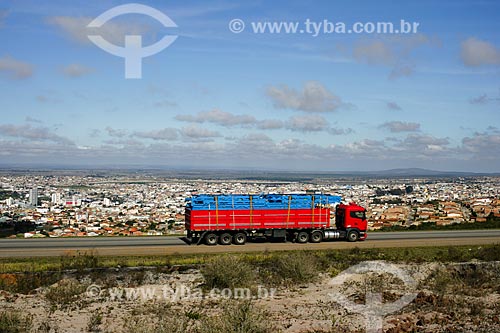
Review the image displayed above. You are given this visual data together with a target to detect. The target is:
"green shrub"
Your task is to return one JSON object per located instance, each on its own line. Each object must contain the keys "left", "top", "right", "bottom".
{"left": 198, "top": 300, "right": 271, "bottom": 333}
{"left": 86, "top": 310, "right": 102, "bottom": 333}
{"left": 60, "top": 251, "right": 99, "bottom": 272}
{"left": 260, "top": 251, "right": 320, "bottom": 286}
{"left": 201, "top": 255, "right": 257, "bottom": 290}
{"left": 32, "top": 315, "right": 60, "bottom": 333}
{"left": 0, "top": 270, "right": 62, "bottom": 294}
{"left": 123, "top": 303, "right": 191, "bottom": 333}
{"left": 425, "top": 263, "right": 500, "bottom": 297}
{"left": 425, "top": 266, "right": 459, "bottom": 296}
{"left": 44, "top": 278, "right": 88, "bottom": 311}
{"left": 0, "top": 310, "right": 33, "bottom": 333}
{"left": 475, "top": 243, "right": 500, "bottom": 261}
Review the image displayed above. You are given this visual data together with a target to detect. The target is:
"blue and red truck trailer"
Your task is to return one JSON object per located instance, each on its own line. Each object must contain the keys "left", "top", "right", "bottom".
{"left": 185, "top": 194, "right": 367, "bottom": 245}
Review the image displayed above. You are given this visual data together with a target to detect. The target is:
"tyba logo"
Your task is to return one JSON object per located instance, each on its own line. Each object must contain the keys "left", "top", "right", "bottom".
{"left": 87, "top": 3, "right": 177, "bottom": 79}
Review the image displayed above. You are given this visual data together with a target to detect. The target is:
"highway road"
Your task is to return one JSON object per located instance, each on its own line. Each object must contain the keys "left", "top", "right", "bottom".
{"left": 0, "top": 230, "right": 499, "bottom": 257}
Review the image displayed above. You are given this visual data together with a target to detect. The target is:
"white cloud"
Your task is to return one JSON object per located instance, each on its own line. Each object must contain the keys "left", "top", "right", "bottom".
{"left": 1, "top": 130, "right": 498, "bottom": 171}
{"left": 351, "top": 34, "right": 436, "bottom": 79}
{"left": 176, "top": 109, "right": 256, "bottom": 127}
{"left": 353, "top": 40, "right": 394, "bottom": 65}
{"left": 266, "top": 81, "right": 342, "bottom": 112}
{"left": 126, "top": 125, "right": 221, "bottom": 142}
{"left": 0, "top": 124, "right": 73, "bottom": 145}
{"left": 461, "top": 37, "right": 500, "bottom": 67}
{"left": 486, "top": 126, "right": 499, "bottom": 134}
{"left": 180, "top": 125, "right": 221, "bottom": 139}
{"left": 462, "top": 131, "right": 500, "bottom": 158}
{"left": 387, "top": 101, "right": 402, "bottom": 111}
{"left": 105, "top": 127, "right": 129, "bottom": 138}
{"left": 0, "top": 140, "right": 79, "bottom": 160}
{"left": 62, "top": 64, "right": 93, "bottom": 77}
{"left": 286, "top": 115, "right": 330, "bottom": 132}
{"left": 25, "top": 116, "right": 43, "bottom": 124}
{"left": 389, "top": 64, "right": 415, "bottom": 80}
{"left": 236, "top": 133, "right": 274, "bottom": 145}
{"left": 133, "top": 128, "right": 178, "bottom": 141}
{"left": 469, "top": 91, "right": 500, "bottom": 105}
{"left": 344, "top": 139, "right": 387, "bottom": 156}
{"left": 47, "top": 16, "right": 154, "bottom": 45}
{"left": 380, "top": 121, "right": 420, "bottom": 133}
{"left": 176, "top": 109, "right": 351, "bottom": 135}
{"left": 153, "top": 100, "right": 178, "bottom": 108}
{"left": 0, "top": 56, "right": 33, "bottom": 79}
{"left": 470, "top": 94, "right": 489, "bottom": 105}
{"left": 398, "top": 134, "right": 450, "bottom": 157}
{"left": 47, "top": 16, "right": 93, "bottom": 44}
{"left": 328, "top": 127, "right": 353, "bottom": 135}
{"left": 256, "top": 119, "right": 284, "bottom": 130}
{"left": 102, "top": 139, "right": 144, "bottom": 147}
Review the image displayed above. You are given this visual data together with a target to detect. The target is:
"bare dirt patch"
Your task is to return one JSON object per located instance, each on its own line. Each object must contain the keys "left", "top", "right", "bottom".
{"left": 0, "top": 260, "right": 499, "bottom": 332}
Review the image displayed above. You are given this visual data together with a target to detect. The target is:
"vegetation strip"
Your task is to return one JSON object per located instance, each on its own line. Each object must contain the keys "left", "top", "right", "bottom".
{"left": 1, "top": 243, "right": 499, "bottom": 274}
{"left": 0, "top": 244, "right": 499, "bottom": 332}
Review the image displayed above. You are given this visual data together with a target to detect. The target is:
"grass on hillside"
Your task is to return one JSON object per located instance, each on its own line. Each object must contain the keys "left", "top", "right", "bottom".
{"left": 0, "top": 244, "right": 499, "bottom": 294}
{"left": 1, "top": 244, "right": 499, "bottom": 275}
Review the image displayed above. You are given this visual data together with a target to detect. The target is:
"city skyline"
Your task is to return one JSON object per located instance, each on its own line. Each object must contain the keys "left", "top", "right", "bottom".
{"left": 0, "top": 0, "right": 499, "bottom": 172}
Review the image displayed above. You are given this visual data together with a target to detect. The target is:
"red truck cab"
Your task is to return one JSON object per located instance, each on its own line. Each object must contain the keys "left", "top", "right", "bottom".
{"left": 335, "top": 203, "right": 368, "bottom": 241}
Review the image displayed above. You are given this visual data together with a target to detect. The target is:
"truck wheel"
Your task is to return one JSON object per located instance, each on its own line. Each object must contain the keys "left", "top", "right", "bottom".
{"left": 219, "top": 233, "right": 232, "bottom": 245}
{"left": 233, "top": 233, "right": 246, "bottom": 245}
{"left": 347, "top": 230, "right": 359, "bottom": 242}
{"left": 310, "top": 230, "right": 323, "bottom": 243}
{"left": 297, "top": 231, "right": 309, "bottom": 243}
{"left": 204, "top": 233, "right": 218, "bottom": 246}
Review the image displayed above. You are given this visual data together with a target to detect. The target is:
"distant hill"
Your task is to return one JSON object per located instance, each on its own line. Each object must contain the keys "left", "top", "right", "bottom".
{"left": 0, "top": 165, "right": 496, "bottom": 179}
{"left": 363, "top": 168, "right": 480, "bottom": 177}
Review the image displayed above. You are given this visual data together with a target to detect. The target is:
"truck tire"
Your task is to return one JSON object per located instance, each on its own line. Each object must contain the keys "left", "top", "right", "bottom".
{"left": 233, "top": 233, "right": 246, "bottom": 245}
{"left": 219, "top": 233, "right": 232, "bottom": 245}
{"left": 310, "top": 230, "right": 323, "bottom": 243}
{"left": 347, "top": 230, "right": 359, "bottom": 242}
{"left": 297, "top": 231, "right": 309, "bottom": 243}
{"left": 204, "top": 233, "right": 218, "bottom": 246}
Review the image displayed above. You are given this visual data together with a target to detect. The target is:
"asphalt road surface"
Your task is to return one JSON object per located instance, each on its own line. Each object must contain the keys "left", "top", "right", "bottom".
{"left": 0, "top": 230, "right": 499, "bottom": 257}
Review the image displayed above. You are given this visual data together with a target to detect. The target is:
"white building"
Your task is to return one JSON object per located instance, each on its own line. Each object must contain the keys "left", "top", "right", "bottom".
{"left": 29, "top": 188, "right": 38, "bottom": 207}
{"left": 51, "top": 193, "right": 62, "bottom": 205}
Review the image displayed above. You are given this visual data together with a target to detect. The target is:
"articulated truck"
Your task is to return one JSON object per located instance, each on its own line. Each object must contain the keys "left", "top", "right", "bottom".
{"left": 185, "top": 194, "right": 367, "bottom": 245}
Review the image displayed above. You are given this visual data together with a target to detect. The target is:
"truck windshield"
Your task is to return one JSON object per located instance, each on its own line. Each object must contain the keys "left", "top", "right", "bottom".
{"left": 350, "top": 211, "right": 366, "bottom": 220}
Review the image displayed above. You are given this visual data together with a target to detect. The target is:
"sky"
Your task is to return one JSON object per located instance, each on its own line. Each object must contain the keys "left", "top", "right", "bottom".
{"left": 0, "top": 0, "right": 499, "bottom": 172}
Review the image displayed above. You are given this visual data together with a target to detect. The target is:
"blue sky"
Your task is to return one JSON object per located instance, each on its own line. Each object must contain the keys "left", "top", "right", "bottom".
{"left": 0, "top": 0, "right": 499, "bottom": 171}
